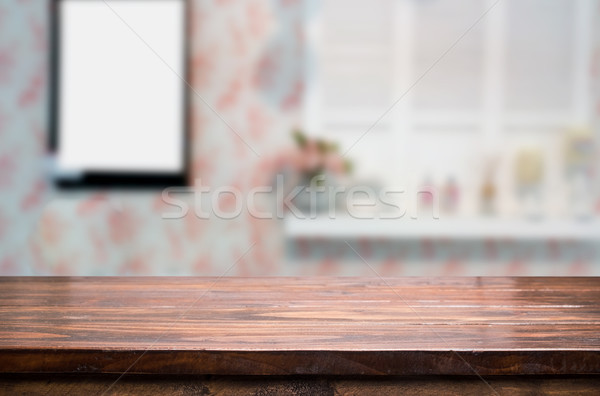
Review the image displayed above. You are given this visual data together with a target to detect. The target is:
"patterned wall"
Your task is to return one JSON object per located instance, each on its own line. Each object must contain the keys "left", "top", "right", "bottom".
{"left": 0, "top": 0, "right": 302, "bottom": 275}
{"left": 0, "top": 0, "right": 598, "bottom": 276}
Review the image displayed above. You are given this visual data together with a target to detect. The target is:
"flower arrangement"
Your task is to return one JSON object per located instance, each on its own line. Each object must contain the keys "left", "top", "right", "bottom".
{"left": 265, "top": 129, "right": 353, "bottom": 213}
{"left": 286, "top": 129, "right": 352, "bottom": 184}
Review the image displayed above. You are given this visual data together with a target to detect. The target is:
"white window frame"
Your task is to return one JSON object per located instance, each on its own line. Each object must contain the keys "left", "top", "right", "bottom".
{"left": 303, "top": 0, "right": 595, "bottom": 189}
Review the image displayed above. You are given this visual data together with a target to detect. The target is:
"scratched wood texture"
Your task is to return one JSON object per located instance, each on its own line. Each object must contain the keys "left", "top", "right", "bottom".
{"left": 1, "top": 375, "right": 600, "bottom": 396}
{"left": 0, "top": 277, "right": 599, "bottom": 376}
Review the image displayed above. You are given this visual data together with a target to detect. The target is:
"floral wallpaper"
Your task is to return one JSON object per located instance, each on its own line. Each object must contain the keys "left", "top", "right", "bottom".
{"left": 0, "top": 0, "right": 598, "bottom": 276}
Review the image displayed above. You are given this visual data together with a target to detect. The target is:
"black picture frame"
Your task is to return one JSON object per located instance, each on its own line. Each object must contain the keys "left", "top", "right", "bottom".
{"left": 48, "top": 0, "right": 190, "bottom": 189}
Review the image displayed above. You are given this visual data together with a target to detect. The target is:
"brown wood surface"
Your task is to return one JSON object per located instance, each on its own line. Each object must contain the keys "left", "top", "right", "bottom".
{"left": 2, "top": 375, "right": 600, "bottom": 396}
{"left": 0, "top": 277, "right": 599, "bottom": 376}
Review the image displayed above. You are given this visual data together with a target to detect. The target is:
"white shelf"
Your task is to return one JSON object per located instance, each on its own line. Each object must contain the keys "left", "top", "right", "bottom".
{"left": 284, "top": 216, "right": 600, "bottom": 240}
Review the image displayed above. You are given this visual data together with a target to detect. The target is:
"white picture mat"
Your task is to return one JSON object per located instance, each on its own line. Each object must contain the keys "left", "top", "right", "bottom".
{"left": 57, "top": 0, "right": 185, "bottom": 173}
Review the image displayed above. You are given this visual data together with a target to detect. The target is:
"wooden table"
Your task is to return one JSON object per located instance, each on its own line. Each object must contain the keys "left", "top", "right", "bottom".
{"left": 0, "top": 277, "right": 599, "bottom": 395}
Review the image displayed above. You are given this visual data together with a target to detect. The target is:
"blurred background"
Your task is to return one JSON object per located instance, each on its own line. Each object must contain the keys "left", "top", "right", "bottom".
{"left": 1, "top": 0, "right": 599, "bottom": 276}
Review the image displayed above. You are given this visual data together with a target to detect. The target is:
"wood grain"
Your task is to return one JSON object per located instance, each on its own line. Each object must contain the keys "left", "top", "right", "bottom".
{"left": 2, "top": 375, "right": 600, "bottom": 396}
{"left": 0, "top": 277, "right": 599, "bottom": 376}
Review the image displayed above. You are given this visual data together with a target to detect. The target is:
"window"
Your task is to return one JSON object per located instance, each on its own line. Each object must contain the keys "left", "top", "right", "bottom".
{"left": 304, "top": 0, "right": 594, "bottom": 216}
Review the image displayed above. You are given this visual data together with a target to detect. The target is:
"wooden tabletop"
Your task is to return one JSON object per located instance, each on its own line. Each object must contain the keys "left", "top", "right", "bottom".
{"left": 0, "top": 277, "right": 599, "bottom": 376}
